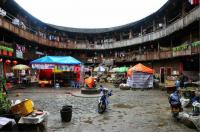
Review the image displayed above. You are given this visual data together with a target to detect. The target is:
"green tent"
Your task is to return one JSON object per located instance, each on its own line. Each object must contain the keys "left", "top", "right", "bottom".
{"left": 116, "top": 66, "right": 129, "bottom": 73}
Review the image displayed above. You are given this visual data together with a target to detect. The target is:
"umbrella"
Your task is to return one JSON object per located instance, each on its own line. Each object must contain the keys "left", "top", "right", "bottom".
{"left": 94, "top": 66, "right": 105, "bottom": 72}
{"left": 12, "top": 64, "right": 30, "bottom": 70}
{"left": 12, "top": 64, "right": 30, "bottom": 87}
{"left": 84, "top": 67, "right": 90, "bottom": 72}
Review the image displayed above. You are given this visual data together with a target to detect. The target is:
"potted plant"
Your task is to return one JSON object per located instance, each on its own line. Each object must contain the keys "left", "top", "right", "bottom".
{"left": 0, "top": 77, "right": 11, "bottom": 115}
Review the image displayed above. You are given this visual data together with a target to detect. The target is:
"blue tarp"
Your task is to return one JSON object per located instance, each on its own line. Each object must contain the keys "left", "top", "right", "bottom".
{"left": 30, "top": 56, "right": 81, "bottom": 65}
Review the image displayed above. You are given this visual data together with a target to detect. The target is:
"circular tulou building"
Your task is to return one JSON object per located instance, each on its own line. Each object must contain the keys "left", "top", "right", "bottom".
{"left": 0, "top": 0, "right": 199, "bottom": 82}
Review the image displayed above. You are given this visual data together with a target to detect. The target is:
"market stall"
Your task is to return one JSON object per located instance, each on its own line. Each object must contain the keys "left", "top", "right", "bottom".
{"left": 127, "top": 63, "right": 154, "bottom": 89}
{"left": 30, "top": 56, "right": 82, "bottom": 88}
{"left": 110, "top": 66, "right": 128, "bottom": 86}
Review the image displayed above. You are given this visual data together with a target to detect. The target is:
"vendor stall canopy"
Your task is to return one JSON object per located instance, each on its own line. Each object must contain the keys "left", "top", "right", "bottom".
{"left": 127, "top": 63, "right": 154, "bottom": 76}
{"left": 30, "top": 56, "right": 81, "bottom": 65}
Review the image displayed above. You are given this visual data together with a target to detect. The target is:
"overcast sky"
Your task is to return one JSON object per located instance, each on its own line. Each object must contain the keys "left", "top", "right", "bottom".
{"left": 14, "top": 0, "right": 167, "bottom": 29}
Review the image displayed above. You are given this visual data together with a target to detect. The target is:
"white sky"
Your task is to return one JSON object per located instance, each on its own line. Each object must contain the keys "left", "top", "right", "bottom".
{"left": 14, "top": 0, "right": 167, "bottom": 29}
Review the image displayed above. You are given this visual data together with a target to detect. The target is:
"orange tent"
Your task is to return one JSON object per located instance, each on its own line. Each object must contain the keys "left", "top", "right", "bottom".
{"left": 127, "top": 63, "right": 154, "bottom": 76}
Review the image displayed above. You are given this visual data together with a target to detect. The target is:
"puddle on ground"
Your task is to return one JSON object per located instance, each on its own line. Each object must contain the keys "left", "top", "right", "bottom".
{"left": 118, "top": 115, "right": 123, "bottom": 119}
{"left": 157, "top": 122, "right": 167, "bottom": 127}
{"left": 102, "top": 116, "right": 110, "bottom": 120}
{"left": 83, "top": 120, "right": 93, "bottom": 124}
{"left": 97, "top": 116, "right": 111, "bottom": 122}
{"left": 112, "top": 103, "right": 134, "bottom": 109}
{"left": 83, "top": 117, "right": 93, "bottom": 124}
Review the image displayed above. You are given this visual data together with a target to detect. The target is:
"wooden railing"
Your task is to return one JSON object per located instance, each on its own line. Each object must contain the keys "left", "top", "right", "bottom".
{"left": 191, "top": 46, "right": 200, "bottom": 54}
{"left": 172, "top": 46, "right": 191, "bottom": 57}
{"left": 159, "top": 51, "right": 172, "bottom": 59}
{"left": 1, "top": 6, "right": 200, "bottom": 50}
{"left": 15, "top": 46, "right": 200, "bottom": 63}
{"left": 146, "top": 52, "right": 159, "bottom": 60}
{"left": 136, "top": 54, "right": 146, "bottom": 61}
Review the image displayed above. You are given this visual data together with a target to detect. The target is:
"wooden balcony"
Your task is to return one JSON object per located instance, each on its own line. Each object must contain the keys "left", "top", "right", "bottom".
{"left": 24, "top": 52, "right": 40, "bottom": 60}
{"left": 159, "top": 51, "right": 172, "bottom": 59}
{"left": 0, "top": 17, "right": 60, "bottom": 48}
{"left": 172, "top": 46, "right": 191, "bottom": 57}
{"left": 136, "top": 54, "right": 146, "bottom": 61}
{"left": 146, "top": 52, "right": 159, "bottom": 60}
{"left": 191, "top": 46, "right": 200, "bottom": 54}
{"left": 1, "top": 6, "right": 200, "bottom": 50}
{"left": 114, "top": 57, "right": 125, "bottom": 63}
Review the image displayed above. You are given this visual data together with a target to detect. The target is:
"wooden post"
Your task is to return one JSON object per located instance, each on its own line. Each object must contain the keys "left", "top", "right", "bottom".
{"left": 140, "top": 26, "right": 143, "bottom": 36}
{"left": 158, "top": 42, "right": 160, "bottom": 59}
{"left": 153, "top": 20, "right": 156, "bottom": 32}
{"left": 181, "top": 1, "right": 186, "bottom": 17}
{"left": 190, "top": 31, "right": 192, "bottom": 44}
{"left": 170, "top": 38, "right": 173, "bottom": 50}
{"left": 129, "top": 30, "right": 133, "bottom": 39}
{"left": 163, "top": 16, "right": 166, "bottom": 28}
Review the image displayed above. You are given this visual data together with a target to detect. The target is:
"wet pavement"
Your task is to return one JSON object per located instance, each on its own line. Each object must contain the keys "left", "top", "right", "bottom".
{"left": 8, "top": 84, "right": 196, "bottom": 132}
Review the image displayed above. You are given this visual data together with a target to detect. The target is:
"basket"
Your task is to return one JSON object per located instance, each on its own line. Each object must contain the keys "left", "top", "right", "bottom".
{"left": 11, "top": 99, "right": 34, "bottom": 116}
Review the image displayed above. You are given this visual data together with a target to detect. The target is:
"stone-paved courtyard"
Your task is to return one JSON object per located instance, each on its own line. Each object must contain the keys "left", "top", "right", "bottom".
{"left": 8, "top": 84, "right": 196, "bottom": 132}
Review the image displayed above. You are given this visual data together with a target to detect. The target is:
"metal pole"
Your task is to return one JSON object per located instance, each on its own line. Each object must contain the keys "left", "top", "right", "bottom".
{"left": 54, "top": 67, "right": 55, "bottom": 88}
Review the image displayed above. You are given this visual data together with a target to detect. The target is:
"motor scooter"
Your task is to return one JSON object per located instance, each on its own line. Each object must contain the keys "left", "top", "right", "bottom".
{"left": 98, "top": 88, "right": 112, "bottom": 114}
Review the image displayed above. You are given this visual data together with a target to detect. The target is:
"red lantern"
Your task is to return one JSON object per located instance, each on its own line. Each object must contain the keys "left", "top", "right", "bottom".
{"left": 5, "top": 59, "right": 11, "bottom": 64}
{"left": 13, "top": 60, "right": 18, "bottom": 65}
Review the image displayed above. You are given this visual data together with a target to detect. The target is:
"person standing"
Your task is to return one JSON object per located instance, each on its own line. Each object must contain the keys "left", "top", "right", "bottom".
{"left": 179, "top": 73, "right": 184, "bottom": 88}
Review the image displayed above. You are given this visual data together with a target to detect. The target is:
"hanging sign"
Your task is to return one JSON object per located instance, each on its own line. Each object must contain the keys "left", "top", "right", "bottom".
{"left": 32, "top": 64, "right": 55, "bottom": 69}
{"left": 16, "top": 44, "right": 25, "bottom": 59}
{"left": 74, "top": 66, "right": 80, "bottom": 72}
{"left": 57, "top": 65, "right": 74, "bottom": 71}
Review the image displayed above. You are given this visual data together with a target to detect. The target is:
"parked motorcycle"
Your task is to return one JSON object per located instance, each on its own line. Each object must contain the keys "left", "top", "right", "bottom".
{"left": 98, "top": 87, "right": 112, "bottom": 114}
